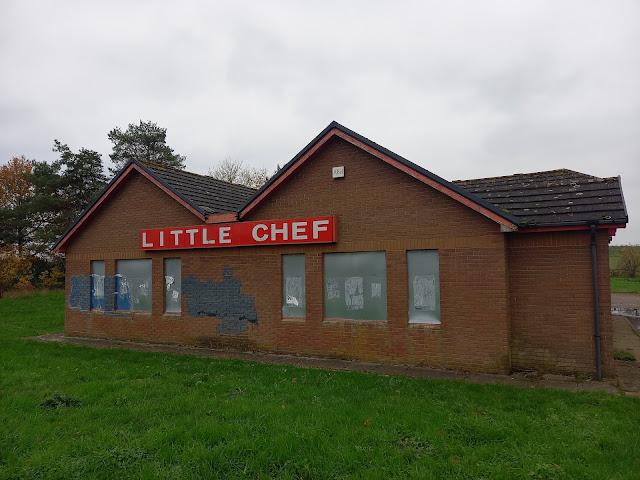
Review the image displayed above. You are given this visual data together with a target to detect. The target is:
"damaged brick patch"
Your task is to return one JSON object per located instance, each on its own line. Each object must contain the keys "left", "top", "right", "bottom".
{"left": 183, "top": 267, "right": 258, "bottom": 334}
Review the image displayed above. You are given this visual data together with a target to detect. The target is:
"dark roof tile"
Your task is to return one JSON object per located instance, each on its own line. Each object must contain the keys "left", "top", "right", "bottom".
{"left": 453, "top": 169, "right": 628, "bottom": 227}
{"left": 143, "top": 163, "right": 256, "bottom": 215}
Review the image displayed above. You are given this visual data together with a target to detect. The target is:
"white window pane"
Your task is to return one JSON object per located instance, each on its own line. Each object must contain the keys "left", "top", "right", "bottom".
{"left": 408, "top": 250, "right": 440, "bottom": 324}
{"left": 164, "top": 258, "right": 181, "bottom": 313}
{"left": 324, "top": 252, "right": 387, "bottom": 321}
{"left": 282, "top": 254, "right": 305, "bottom": 317}
{"left": 116, "top": 259, "right": 152, "bottom": 311}
{"left": 90, "top": 260, "right": 105, "bottom": 310}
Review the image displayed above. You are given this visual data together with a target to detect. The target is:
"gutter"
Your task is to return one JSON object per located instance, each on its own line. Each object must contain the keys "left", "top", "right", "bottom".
{"left": 590, "top": 223, "right": 602, "bottom": 380}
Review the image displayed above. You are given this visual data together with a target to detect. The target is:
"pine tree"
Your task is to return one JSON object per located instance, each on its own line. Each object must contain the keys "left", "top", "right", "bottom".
{"left": 108, "top": 120, "right": 186, "bottom": 175}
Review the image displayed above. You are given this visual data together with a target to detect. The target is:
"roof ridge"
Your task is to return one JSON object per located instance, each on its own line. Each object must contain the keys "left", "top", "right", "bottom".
{"left": 453, "top": 169, "right": 602, "bottom": 184}
{"left": 141, "top": 160, "right": 258, "bottom": 192}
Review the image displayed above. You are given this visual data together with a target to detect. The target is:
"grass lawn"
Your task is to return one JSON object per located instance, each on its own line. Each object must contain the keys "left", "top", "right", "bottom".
{"left": 609, "top": 245, "right": 640, "bottom": 293}
{"left": 1, "top": 292, "right": 640, "bottom": 479}
{"left": 611, "top": 277, "right": 640, "bottom": 294}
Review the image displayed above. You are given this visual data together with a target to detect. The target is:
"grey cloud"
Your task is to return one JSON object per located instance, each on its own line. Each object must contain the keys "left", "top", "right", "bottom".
{"left": 0, "top": 0, "right": 638, "bottom": 244}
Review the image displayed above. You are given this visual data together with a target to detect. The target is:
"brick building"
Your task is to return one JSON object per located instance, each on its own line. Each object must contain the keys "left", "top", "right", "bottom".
{"left": 54, "top": 122, "right": 628, "bottom": 376}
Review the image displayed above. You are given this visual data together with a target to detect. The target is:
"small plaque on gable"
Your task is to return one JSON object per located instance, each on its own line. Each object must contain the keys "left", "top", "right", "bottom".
{"left": 332, "top": 166, "right": 345, "bottom": 178}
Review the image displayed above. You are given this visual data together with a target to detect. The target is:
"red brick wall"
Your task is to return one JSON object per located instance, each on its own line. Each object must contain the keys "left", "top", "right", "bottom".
{"left": 64, "top": 137, "right": 612, "bottom": 375}
{"left": 65, "top": 137, "right": 513, "bottom": 373}
{"left": 507, "top": 230, "right": 613, "bottom": 376}
{"left": 239, "top": 137, "right": 511, "bottom": 372}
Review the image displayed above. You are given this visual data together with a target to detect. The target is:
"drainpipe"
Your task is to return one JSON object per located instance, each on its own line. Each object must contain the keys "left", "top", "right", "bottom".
{"left": 590, "top": 224, "right": 602, "bottom": 380}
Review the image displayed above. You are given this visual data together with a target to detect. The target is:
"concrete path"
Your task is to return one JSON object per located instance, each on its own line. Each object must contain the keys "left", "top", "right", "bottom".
{"left": 611, "top": 292, "right": 640, "bottom": 394}
{"left": 612, "top": 292, "right": 640, "bottom": 309}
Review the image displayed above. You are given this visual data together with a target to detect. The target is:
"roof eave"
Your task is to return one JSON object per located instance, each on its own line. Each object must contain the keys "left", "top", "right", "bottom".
{"left": 515, "top": 219, "right": 628, "bottom": 233}
{"left": 52, "top": 160, "right": 207, "bottom": 254}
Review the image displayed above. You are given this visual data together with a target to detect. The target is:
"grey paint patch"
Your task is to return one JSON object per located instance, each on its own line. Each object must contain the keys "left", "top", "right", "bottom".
{"left": 69, "top": 275, "right": 91, "bottom": 311}
{"left": 183, "top": 268, "right": 258, "bottom": 334}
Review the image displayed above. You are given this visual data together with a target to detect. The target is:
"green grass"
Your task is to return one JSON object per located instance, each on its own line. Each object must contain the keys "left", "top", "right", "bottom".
{"left": 2, "top": 292, "right": 640, "bottom": 479}
{"left": 614, "top": 351, "right": 637, "bottom": 362}
{"left": 611, "top": 277, "right": 640, "bottom": 294}
{"left": 609, "top": 245, "right": 640, "bottom": 293}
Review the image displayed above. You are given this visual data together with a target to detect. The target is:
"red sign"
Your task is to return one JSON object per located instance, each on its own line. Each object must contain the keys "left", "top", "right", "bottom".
{"left": 141, "top": 216, "right": 337, "bottom": 250}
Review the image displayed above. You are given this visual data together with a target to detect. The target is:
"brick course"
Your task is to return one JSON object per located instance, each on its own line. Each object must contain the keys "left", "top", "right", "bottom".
{"left": 64, "top": 137, "right": 610, "bottom": 375}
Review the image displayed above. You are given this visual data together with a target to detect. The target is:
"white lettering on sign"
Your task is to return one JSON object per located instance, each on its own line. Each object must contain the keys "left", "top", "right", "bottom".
{"left": 219, "top": 226, "right": 231, "bottom": 244}
{"left": 271, "top": 223, "right": 288, "bottom": 241}
{"left": 291, "top": 222, "right": 307, "bottom": 240}
{"left": 313, "top": 220, "right": 329, "bottom": 239}
{"left": 252, "top": 224, "right": 268, "bottom": 242}
{"left": 142, "top": 232, "right": 153, "bottom": 248}
{"left": 170, "top": 229, "right": 183, "bottom": 246}
{"left": 185, "top": 228, "right": 198, "bottom": 245}
{"left": 202, "top": 228, "right": 215, "bottom": 245}
{"left": 141, "top": 216, "right": 336, "bottom": 250}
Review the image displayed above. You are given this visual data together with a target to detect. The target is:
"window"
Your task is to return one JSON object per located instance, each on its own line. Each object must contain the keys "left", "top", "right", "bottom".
{"left": 282, "top": 254, "right": 305, "bottom": 318}
{"left": 324, "top": 252, "right": 387, "bottom": 321}
{"left": 407, "top": 250, "right": 440, "bottom": 324}
{"left": 116, "top": 259, "right": 152, "bottom": 311}
{"left": 164, "top": 258, "right": 181, "bottom": 313}
{"left": 90, "top": 260, "right": 105, "bottom": 310}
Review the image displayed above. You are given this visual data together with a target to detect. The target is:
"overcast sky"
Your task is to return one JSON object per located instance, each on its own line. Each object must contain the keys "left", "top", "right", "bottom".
{"left": 1, "top": 0, "right": 638, "bottom": 244}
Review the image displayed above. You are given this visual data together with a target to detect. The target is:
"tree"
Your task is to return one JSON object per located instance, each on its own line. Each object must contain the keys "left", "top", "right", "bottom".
{"left": 0, "top": 247, "right": 31, "bottom": 298}
{"left": 0, "top": 157, "right": 35, "bottom": 249}
{"left": 208, "top": 158, "right": 268, "bottom": 189}
{"left": 618, "top": 246, "right": 640, "bottom": 278}
{"left": 51, "top": 140, "right": 107, "bottom": 214}
{"left": 108, "top": 120, "right": 186, "bottom": 174}
{"left": 0, "top": 142, "right": 107, "bottom": 254}
{"left": 27, "top": 142, "right": 107, "bottom": 252}
{"left": 0, "top": 156, "right": 33, "bottom": 208}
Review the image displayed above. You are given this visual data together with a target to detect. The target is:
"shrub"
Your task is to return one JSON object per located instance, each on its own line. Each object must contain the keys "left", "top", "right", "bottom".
{"left": 38, "top": 267, "right": 65, "bottom": 288}
{"left": 618, "top": 246, "right": 640, "bottom": 278}
{"left": 0, "top": 247, "right": 31, "bottom": 298}
{"left": 14, "top": 275, "right": 34, "bottom": 291}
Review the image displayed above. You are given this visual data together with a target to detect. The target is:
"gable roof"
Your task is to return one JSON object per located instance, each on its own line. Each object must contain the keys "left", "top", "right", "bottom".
{"left": 144, "top": 163, "right": 255, "bottom": 215}
{"left": 239, "top": 121, "right": 521, "bottom": 230}
{"left": 53, "top": 160, "right": 255, "bottom": 253}
{"left": 454, "top": 169, "right": 628, "bottom": 228}
{"left": 54, "top": 123, "right": 629, "bottom": 253}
